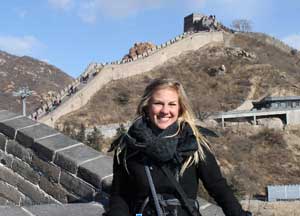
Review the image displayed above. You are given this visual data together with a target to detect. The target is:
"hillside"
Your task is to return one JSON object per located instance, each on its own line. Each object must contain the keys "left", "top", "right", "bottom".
{"left": 55, "top": 31, "right": 300, "bottom": 199}
{"left": 58, "top": 32, "right": 300, "bottom": 126}
{"left": 0, "top": 51, "right": 73, "bottom": 114}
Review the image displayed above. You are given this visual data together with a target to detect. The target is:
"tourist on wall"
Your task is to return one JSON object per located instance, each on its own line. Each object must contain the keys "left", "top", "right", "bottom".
{"left": 107, "top": 78, "right": 251, "bottom": 216}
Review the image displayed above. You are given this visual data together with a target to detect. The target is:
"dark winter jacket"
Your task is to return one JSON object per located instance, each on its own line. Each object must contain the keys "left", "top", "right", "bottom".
{"left": 107, "top": 118, "right": 248, "bottom": 216}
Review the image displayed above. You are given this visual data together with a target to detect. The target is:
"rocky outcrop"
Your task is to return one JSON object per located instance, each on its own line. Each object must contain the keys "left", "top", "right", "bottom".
{"left": 256, "top": 117, "right": 284, "bottom": 130}
{"left": 122, "top": 42, "right": 156, "bottom": 61}
{"left": 225, "top": 47, "right": 256, "bottom": 59}
{"left": 207, "top": 64, "right": 226, "bottom": 76}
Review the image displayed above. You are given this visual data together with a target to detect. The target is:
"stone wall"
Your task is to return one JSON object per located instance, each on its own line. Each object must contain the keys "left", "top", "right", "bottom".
{"left": 286, "top": 109, "right": 300, "bottom": 125}
{"left": 0, "top": 110, "right": 110, "bottom": 215}
{"left": 38, "top": 31, "right": 224, "bottom": 127}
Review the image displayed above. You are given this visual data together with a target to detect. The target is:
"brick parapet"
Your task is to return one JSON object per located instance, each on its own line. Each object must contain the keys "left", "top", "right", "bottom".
{"left": 0, "top": 110, "right": 111, "bottom": 212}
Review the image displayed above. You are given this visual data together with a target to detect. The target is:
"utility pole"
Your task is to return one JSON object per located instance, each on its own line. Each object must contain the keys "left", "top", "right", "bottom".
{"left": 12, "top": 87, "right": 33, "bottom": 116}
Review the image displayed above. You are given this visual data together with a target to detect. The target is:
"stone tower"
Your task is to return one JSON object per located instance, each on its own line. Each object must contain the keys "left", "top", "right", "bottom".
{"left": 183, "top": 13, "right": 205, "bottom": 32}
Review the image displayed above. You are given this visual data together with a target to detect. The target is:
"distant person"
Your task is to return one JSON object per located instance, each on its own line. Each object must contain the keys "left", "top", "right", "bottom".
{"left": 107, "top": 78, "right": 252, "bottom": 216}
{"left": 68, "top": 86, "right": 74, "bottom": 96}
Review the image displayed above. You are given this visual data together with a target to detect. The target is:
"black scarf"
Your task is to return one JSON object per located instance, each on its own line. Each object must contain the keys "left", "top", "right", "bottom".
{"left": 123, "top": 117, "right": 198, "bottom": 164}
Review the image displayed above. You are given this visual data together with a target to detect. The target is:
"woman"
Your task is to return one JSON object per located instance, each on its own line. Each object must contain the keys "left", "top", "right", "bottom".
{"left": 107, "top": 78, "right": 251, "bottom": 216}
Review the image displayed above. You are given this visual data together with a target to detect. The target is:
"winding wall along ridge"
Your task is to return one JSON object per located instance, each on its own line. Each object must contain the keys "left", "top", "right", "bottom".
{"left": 39, "top": 31, "right": 224, "bottom": 127}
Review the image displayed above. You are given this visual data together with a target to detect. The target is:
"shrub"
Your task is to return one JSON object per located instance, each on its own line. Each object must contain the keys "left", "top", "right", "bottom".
{"left": 86, "top": 126, "right": 104, "bottom": 151}
{"left": 291, "top": 49, "right": 298, "bottom": 55}
{"left": 115, "top": 123, "right": 127, "bottom": 137}
{"left": 62, "top": 121, "right": 76, "bottom": 139}
{"left": 114, "top": 92, "right": 130, "bottom": 105}
{"left": 76, "top": 123, "right": 86, "bottom": 143}
{"left": 250, "top": 128, "right": 286, "bottom": 147}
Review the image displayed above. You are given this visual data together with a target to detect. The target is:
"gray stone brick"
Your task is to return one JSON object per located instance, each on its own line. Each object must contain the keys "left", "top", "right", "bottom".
{"left": 66, "top": 192, "right": 81, "bottom": 203}
{"left": 0, "top": 197, "right": 7, "bottom": 205}
{"left": 95, "top": 191, "right": 110, "bottom": 207}
{"left": 0, "top": 165, "right": 21, "bottom": 187}
{"left": 16, "top": 124, "right": 58, "bottom": 148}
{"left": 12, "top": 159, "right": 40, "bottom": 184}
{"left": 0, "top": 150, "right": 13, "bottom": 168}
{"left": 60, "top": 171, "right": 95, "bottom": 201}
{"left": 54, "top": 144, "right": 100, "bottom": 174}
{"left": 78, "top": 156, "right": 113, "bottom": 190}
{"left": 0, "top": 111, "right": 21, "bottom": 122}
{"left": 102, "top": 175, "right": 113, "bottom": 194}
{"left": 31, "top": 155, "right": 60, "bottom": 183}
{"left": 20, "top": 196, "right": 33, "bottom": 206}
{"left": 25, "top": 203, "right": 104, "bottom": 216}
{"left": 0, "top": 133, "right": 6, "bottom": 151}
{"left": 0, "top": 206, "right": 30, "bottom": 216}
{"left": 0, "top": 196, "right": 14, "bottom": 206}
{"left": 17, "top": 178, "right": 53, "bottom": 205}
{"left": 33, "top": 133, "right": 80, "bottom": 161}
{"left": 6, "top": 140, "right": 33, "bottom": 164}
{"left": 39, "top": 176, "right": 68, "bottom": 203}
{"left": 0, "top": 180, "right": 24, "bottom": 204}
{"left": 0, "top": 117, "right": 37, "bottom": 139}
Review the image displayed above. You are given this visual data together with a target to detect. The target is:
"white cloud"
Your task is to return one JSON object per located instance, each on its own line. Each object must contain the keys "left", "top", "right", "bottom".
{"left": 0, "top": 35, "right": 46, "bottom": 57}
{"left": 78, "top": 0, "right": 164, "bottom": 23}
{"left": 283, "top": 34, "right": 300, "bottom": 50}
{"left": 45, "top": 0, "right": 270, "bottom": 26}
{"left": 48, "top": 0, "right": 73, "bottom": 10}
{"left": 78, "top": 0, "right": 98, "bottom": 23}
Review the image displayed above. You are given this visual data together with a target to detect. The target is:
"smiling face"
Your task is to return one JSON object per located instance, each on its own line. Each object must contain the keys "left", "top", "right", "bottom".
{"left": 147, "top": 87, "right": 180, "bottom": 129}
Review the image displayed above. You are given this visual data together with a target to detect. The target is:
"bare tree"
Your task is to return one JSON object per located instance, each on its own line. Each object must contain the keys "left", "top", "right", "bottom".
{"left": 231, "top": 19, "right": 252, "bottom": 32}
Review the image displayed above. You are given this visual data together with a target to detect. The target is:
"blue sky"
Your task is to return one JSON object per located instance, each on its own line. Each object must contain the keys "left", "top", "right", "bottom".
{"left": 0, "top": 0, "right": 299, "bottom": 78}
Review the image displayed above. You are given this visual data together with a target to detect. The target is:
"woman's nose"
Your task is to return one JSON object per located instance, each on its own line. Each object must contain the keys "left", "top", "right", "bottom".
{"left": 160, "top": 105, "right": 169, "bottom": 114}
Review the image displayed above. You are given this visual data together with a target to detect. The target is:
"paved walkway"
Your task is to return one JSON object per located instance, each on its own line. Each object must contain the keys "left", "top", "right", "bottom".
{"left": 198, "top": 198, "right": 225, "bottom": 216}
{"left": 0, "top": 199, "right": 225, "bottom": 216}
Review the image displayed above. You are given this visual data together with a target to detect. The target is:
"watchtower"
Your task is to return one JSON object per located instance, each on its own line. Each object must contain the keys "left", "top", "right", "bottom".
{"left": 184, "top": 13, "right": 205, "bottom": 32}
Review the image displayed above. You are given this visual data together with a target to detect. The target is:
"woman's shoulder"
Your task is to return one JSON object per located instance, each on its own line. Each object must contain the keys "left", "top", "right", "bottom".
{"left": 108, "top": 133, "right": 127, "bottom": 153}
{"left": 180, "top": 122, "right": 218, "bottom": 138}
{"left": 197, "top": 125, "right": 219, "bottom": 138}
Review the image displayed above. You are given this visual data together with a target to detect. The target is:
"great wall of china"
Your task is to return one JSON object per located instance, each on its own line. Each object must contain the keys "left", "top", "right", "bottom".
{"left": 30, "top": 30, "right": 297, "bottom": 129}
{"left": 1, "top": 13, "right": 298, "bottom": 214}
{"left": 0, "top": 29, "right": 237, "bottom": 216}
{"left": 34, "top": 31, "right": 224, "bottom": 127}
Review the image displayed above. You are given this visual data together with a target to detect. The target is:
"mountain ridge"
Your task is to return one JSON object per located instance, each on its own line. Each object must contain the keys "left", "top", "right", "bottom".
{"left": 0, "top": 50, "right": 73, "bottom": 114}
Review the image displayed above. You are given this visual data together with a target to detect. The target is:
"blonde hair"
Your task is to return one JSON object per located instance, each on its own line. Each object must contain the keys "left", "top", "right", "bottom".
{"left": 137, "top": 78, "right": 211, "bottom": 175}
